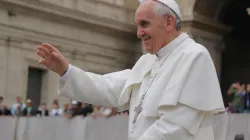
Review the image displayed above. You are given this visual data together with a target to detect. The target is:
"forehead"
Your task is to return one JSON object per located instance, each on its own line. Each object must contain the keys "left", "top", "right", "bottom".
{"left": 135, "top": 1, "right": 156, "bottom": 22}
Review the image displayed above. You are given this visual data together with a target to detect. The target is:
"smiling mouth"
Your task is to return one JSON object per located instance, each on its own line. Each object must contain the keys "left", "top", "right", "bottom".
{"left": 142, "top": 37, "right": 151, "bottom": 41}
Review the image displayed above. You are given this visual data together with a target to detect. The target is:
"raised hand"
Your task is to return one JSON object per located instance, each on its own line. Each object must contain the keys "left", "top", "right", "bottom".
{"left": 36, "top": 43, "right": 69, "bottom": 76}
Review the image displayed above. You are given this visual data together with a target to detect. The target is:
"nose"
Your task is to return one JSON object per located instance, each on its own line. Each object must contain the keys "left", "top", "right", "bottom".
{"left": 137, "top": 27, "right": 145, "bottom": 38}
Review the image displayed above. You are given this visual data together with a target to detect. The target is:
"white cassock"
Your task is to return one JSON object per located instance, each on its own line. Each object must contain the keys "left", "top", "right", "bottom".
{"left": 58, "top": 33, "right": 225, "bottom": 140}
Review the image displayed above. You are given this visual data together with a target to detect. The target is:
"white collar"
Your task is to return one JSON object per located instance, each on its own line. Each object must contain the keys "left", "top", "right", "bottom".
{"left": 155, "top": 32, "right": 189, "bottom": 59}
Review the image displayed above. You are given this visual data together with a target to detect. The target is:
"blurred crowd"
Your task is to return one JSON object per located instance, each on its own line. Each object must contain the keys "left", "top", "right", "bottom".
{"left": 226, "top": 82, "right": 250, "bottom": 113}
{"left": 0, "top": 96, "right": 129, "bottom": 118}
{"left": 5, "top": 81, "right": 250, "bottom": 116}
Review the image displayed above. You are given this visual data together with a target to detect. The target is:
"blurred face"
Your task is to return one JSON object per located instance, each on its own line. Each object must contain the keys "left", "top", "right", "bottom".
{"left": 247, "top": 84, "right": 250, "bottom": 91}
{"left": 81, "top": 103, "right": 87, "bottom": 108}
{"left": 52, "top": 103, "right": 59, "bottom": 109}
{"left": 233, "top": 82, "right": 240, "bottom": 89}
{"left": 240, "top": 84, "right": 246, "bottom": 91}
{"left": 64, "top": 104, "right": 69, "bottom": 109}
{"left": 16, "top": 96, "right": 22, "bottom": 103}
{"left": 71, "top": 104, "right": 77, "bottom": 109}
{"left": 135, "top": 1, "right": 174, "bottom": 54}
{"left": 26, "top": 102, "right": 31, "bottom": 107}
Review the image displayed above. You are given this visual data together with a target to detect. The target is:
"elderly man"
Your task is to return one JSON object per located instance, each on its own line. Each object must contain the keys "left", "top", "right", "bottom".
{"left": 36, "top": 0, "right": 225, "bottom": 139}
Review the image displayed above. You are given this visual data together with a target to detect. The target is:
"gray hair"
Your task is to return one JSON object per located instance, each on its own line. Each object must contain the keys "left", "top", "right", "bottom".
{"left": 152, "top": 1, "right": 182, "bottom": 30}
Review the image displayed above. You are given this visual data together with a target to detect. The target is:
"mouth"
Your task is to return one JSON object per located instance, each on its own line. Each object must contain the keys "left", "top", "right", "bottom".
{"left": 141, "top": 35, "right": 151, "bottom": 42}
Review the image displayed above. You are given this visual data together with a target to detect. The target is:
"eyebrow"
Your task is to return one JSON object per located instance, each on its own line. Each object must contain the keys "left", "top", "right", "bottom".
{"left": 135, "top": 20, "right": 149, "bottom": 26}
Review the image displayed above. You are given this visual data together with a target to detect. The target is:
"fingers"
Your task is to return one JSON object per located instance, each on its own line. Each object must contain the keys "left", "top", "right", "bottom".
{"left": 38, "top": 58, "right": 46, "bottom": 65}
{"left": 42, "top": 43, "right": 60, "bottom": 53}
{"left": 37, "top": 45, "right": 50, "bottom": 55}
{"left": 37, "top": 50, "right": 47, "bottom": 59}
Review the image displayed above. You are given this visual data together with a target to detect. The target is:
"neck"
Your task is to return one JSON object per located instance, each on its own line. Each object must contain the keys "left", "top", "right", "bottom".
{"left": 164, "top": 31, "right": 182, "bottom": 47}
{"left": 154, "top": 31, "right": 181, "bottom": 54}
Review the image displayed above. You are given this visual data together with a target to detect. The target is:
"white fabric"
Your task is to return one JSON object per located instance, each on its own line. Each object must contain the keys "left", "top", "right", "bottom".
{"left": 58, "top": 67, "right": 130, "bottom": 107}
{"left": 50, "top": 108, "right": 63, "bottom": 116}
{"left": 102, "top": 108, "right": 112, "bottom": 116}
{"left": 137, "top": 118, "right": 193, "bottom": 140}
{"left": 58, "top": 32, "right": 224, "bottom": 140}
{"left": 61, "top": 64, "right": 72, "bottom": 80}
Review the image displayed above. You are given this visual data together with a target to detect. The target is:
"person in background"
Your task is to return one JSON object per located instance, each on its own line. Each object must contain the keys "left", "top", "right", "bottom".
{"left": 81, "top": 103, "right": 93, "bottom": 117}
{"left": 63, "top": 103, "right": 73, "bottom": 118}
{"left": 91, "top": 105, "right": 104, "bottom": 119}
{"left": 244, "top": 84, "right": 250, "bottom": 112}
{"left": 0, "top": 104, "right": 11, "bottom": 116}
{"left": 50, "top": 100, "right": 63, "bottom": 116}
{"left": 23, "top": 99, "right": 36, "bottom": 116}
{"left": 70, "top": 100, "right": 82, "bottom": 117}
{"left": 36, "top": 102, "right": 49, "bottom": 117}
{"left": 227, "top": 82, "right": 240, "bottom": 103}
{"left": 12, "top": 103, "right": 22, "bottom": 117}
{"left": 231, "top": 84, "right": 246, "bottom": 113}
{"left": 11, "top": 96, "right": 26, "bottom": 115}
{"left": 225, "top": 102, "right": 237, "bottom": 114}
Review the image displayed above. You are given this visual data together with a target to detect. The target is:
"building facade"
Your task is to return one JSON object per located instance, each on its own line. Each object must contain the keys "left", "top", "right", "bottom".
{"left": 0, "top": 0, "right": 249, "bottom": 108}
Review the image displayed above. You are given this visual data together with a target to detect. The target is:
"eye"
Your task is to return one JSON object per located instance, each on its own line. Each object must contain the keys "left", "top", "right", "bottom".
{"left": 140, "top": 20, "right": 149, "bottom": 27}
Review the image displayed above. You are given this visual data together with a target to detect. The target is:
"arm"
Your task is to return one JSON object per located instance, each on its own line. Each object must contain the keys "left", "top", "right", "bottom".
{"left": 58, "top": 64, "right": 131, "bottom": 107}
{"left": 138, "top": 104, "right": 206, "bottom": 140}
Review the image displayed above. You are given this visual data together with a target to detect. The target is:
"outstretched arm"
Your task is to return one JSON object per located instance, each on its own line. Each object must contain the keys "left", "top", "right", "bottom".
{"left": 58, "top": 65, "right": 131, "bottom": 107}
{"left": 36, "top": 43, "right": 131, "bottom": 108}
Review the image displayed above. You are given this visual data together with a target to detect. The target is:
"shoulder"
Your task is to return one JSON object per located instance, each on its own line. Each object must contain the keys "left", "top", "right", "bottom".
{"left": 181, "top": 39, "right": 211, "bottom": 60}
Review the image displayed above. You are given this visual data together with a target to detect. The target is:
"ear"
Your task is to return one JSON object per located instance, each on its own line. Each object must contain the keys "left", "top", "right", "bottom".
{"left": 164, "top": 14, "right": 175, "bottom": 31}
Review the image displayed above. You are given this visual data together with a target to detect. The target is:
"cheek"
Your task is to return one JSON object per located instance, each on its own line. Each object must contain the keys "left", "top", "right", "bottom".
{"left": 143, "top": 27, "right": 153, "bottom": 36}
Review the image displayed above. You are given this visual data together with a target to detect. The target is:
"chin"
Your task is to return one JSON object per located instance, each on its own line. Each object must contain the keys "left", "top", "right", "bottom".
{"left": 143, "top": 44, "right": 152, "bottom": 53}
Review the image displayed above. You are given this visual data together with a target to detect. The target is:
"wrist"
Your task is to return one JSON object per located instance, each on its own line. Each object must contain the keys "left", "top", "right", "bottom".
{"left": 59, "top": 64, "right": 69, "bottom": 77}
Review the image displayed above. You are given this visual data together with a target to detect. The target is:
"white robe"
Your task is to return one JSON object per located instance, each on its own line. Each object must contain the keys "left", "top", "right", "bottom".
{"left": 58, "top": 33, "right": 225, "bottom": 140}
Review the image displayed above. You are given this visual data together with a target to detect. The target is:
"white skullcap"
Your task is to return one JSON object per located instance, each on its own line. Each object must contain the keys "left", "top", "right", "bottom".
{"left": 138, "top": 0, "right": 181, "bottom": 20}
{"left": 156, "top": 0, "right": 181, "bottom": 19}
{"left": 71, "top": 100, "right": 77, "bottom": 104}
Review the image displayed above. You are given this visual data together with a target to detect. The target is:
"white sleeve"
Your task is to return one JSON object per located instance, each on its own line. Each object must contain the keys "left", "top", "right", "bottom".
{"left": 57, "top": 64, "right": 131, "bottom": 107}
{"left": 138, "top": 104, "right": 206, "bottom": 140}
{"left": 60, "top": 64, "right": 72, "bottom": 81}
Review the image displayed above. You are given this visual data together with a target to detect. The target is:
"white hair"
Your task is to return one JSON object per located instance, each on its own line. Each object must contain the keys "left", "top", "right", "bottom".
{"left": 152, "top": 1, "right": 182, "bottom": 30}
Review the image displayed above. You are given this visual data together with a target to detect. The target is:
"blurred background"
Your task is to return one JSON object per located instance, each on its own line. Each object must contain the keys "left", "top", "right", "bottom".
{"left": 0, "top": 0, "right": 250, "bottom": 140}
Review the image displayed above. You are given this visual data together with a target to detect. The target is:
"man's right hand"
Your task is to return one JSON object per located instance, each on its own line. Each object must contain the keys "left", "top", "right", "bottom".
{"left": 36, "top": 43, "right": 69, "bottom": 77}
